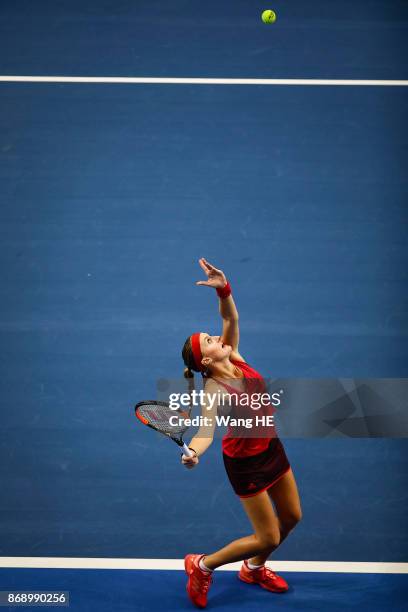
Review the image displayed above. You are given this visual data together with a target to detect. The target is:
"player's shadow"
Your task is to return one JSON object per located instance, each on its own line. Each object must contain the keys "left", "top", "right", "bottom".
{"left": 208, "top": 573, "right": 295, "bottom": 609}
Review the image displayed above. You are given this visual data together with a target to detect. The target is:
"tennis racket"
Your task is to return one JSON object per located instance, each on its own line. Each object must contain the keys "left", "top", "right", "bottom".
{"left": 135, "top": 400, "right": 194, "bottom": 457}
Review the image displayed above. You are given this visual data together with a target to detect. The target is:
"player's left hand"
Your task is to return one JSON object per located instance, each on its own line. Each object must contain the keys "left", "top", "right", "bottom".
{"left": 196, "top": 258, "right": 227, "bottom": 289}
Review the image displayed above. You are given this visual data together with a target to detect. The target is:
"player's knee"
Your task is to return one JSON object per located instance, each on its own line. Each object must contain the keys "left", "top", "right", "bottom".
{"left": 258, "top": 530, "right": 281, "bottom": 550}
{"left": 281, "top": 508, "right": 302, "bottom": 532}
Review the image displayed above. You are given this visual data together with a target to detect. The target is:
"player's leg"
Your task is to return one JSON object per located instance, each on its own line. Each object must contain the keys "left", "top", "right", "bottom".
{"left": 203, "top": 489, "right": 280, "bottom": 569}
{"left": 243, "top": 468, "right": 301, "bottom": 566}
{"left": 267, "top": 467, "right": 302, "bottom": 545}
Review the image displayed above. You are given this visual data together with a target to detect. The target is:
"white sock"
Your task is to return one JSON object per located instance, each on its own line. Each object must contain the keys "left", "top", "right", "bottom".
{"left": 199, "top": 556, "right": 213, "bottom": 573}
{"left": 247, "top": 560, "right": 264, "bottom": 570}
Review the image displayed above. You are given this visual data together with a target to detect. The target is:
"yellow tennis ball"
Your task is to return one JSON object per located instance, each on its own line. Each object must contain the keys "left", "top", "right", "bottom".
{"left": 261, "top": 9, "right": 277, "bottom": 24}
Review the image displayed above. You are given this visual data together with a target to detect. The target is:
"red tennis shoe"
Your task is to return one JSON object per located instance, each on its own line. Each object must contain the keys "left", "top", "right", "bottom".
{"left": 184, "top": 553, "right": 213, "bottom": 608}
{"left": 238, "top": 559, "right": 289, "bottom": 592}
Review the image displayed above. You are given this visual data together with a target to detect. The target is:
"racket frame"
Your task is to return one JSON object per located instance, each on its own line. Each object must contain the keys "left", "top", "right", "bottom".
{"left": 135, "top": 400, "right": 194, "bottom": 458}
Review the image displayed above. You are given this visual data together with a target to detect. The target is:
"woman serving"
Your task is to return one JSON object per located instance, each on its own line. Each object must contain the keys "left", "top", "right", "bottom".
{"left": 182, "top": 258, "right": 302, "bottom": 608}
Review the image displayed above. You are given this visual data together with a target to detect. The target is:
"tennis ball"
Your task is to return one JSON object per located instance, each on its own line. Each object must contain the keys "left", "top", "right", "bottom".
{"left": 261, "top": 9, "right": 277, "bottom": 24}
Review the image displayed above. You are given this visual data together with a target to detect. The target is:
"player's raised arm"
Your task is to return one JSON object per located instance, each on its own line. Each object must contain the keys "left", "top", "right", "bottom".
{"left": 196, "top": 258, "right": 240, "bottom": 351}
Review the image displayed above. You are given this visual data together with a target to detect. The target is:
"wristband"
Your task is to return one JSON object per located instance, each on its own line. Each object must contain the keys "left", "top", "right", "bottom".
{"left": 216, "top": 281, "right": 232, "bottom": 299}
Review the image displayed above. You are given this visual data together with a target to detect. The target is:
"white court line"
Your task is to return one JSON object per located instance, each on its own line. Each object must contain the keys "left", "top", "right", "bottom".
{"left": 0, "top": 557, "right": 407, "bottom": 574}
{"left": 0, "top": 76, "right": 407, "bottom": 86}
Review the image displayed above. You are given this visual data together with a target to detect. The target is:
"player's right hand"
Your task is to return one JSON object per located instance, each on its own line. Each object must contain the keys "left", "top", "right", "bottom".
{"left": 181, "top": 452, "right": 199, "bottom": 469}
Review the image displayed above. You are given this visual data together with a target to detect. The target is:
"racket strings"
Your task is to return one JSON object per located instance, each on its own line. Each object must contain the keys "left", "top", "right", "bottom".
{"left": 138, "top": 404, "right": 189, "bottom": 436}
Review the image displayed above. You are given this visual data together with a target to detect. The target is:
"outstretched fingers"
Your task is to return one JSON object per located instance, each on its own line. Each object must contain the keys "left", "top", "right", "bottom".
{"left": 201, "top": 257, "right": 216, "bottom": 271}
{"left": 198, "top": 259, "right": 210, "bottom": 275}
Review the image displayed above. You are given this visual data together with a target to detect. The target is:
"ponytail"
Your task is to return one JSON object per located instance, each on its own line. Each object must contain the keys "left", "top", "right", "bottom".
{"left": 183, "top": 366, "right": 194, "bottom": 379}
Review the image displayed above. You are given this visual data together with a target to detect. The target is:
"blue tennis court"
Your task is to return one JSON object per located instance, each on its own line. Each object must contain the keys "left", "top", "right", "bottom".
{"left": 0, "top": 567, "right": 407, "bottom": 611}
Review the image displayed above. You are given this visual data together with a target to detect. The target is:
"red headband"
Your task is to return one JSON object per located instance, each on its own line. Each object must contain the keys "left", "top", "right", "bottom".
{"left": 191, "top": 333, "right": 204, "bottom": 371}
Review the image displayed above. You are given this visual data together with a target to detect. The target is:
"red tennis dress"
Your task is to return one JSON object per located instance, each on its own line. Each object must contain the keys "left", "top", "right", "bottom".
{"left": 213, "top": 359, "right": 290, "bottom": 498}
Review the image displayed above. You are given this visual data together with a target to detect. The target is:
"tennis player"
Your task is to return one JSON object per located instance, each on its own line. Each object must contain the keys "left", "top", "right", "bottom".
{"left": 181, "top": 258, "right": 302, "bottom": 608}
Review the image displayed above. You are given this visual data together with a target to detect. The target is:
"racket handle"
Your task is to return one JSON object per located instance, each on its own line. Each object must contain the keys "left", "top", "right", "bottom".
{"left": 182, "top": 443, "right": 194, "bottom": 458}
